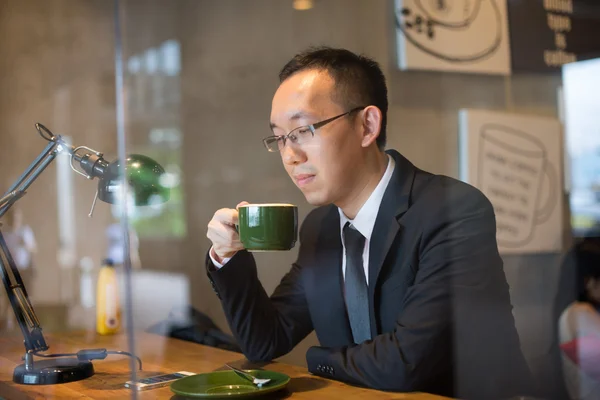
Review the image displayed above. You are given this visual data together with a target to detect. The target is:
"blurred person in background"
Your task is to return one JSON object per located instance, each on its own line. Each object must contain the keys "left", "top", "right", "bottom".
{"left": 105, "top": 222, "right": 141, "bottom": 269}
{"left": 205, "top": 46, "right": 533, "bottom": 399}
{"left": 558, "top": 239, "right": 600, "bottom": 400}
{"left": 0, "top": 206, "right": 37, "bottom": 329}
{"left": 105, "top": 205, "right": 141, "bottom": 269}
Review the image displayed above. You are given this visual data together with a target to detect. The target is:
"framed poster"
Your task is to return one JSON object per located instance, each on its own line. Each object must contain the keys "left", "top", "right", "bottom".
{"left": 459, "top": 109, "right": 564, "bottom": 254}
{"left": 507, "top": 0, "right": 600, "bottom": 72}
{"left": 394, "top": 0, "right": 511, "bottom": 75}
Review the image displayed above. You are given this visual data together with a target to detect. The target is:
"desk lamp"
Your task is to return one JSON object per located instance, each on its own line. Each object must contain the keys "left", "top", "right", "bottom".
{"left": 0, "top": 123, "right": 170, "bottom": 384}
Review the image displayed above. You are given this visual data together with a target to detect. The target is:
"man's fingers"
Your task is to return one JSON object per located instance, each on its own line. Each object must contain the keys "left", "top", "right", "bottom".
{"left": 213, "top": 208, "right": 238, "bottom": 225}
{"left": 207, "top": 222, "right": 238, "bottom": 242}
{"left": 213, "top": 240, "right": 244, "bottom": 257}
{"left": 207, "top": 205, "right": 245, "bottom": 259}
{"left": 236, "top": 201, "right": 250, "bottom": 209}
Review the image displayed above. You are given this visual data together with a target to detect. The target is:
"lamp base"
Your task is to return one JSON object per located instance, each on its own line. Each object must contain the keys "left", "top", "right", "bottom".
{"left": 13, "top": 357, "right": 94, "bottom": 385}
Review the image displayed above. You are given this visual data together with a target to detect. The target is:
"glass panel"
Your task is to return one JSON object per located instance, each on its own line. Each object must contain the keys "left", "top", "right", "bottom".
{"left": 117, "top": 1, "right": 599, "bottom": 399}
{"left": 3, "top": 0, "right": 598, "bottom": 399}
{"left": 0, "top": 0, "right": 139, "bottom": 398}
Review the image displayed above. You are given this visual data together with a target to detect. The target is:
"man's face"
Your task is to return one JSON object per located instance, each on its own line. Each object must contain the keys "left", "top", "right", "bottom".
{"left": 270, "top": 69, "right": 364, "bottom": 206}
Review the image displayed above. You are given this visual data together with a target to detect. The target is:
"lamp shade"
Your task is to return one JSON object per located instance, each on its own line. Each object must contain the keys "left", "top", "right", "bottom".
{"left": 97, "top": 154, "right": 170, "bottom": 206}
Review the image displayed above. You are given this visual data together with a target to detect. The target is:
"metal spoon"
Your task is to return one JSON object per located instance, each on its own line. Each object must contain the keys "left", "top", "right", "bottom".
{"left": 225, "top": 364, "right": 271, "bottom": 388}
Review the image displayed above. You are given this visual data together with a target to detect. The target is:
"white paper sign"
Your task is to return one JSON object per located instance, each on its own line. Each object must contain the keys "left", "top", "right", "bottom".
{"left": 459, "top": 109, "right": 563, "bottom": 254}
{"left": 394, "top": 0, "right": 511, "bottom": 75}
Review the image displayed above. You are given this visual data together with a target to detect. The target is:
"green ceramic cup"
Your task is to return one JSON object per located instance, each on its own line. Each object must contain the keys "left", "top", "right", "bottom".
{"left": 237, "top": 203, "right": 298, "bottom": 251}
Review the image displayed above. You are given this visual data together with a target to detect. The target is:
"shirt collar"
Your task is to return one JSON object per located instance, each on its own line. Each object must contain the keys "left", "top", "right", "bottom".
{"left": 339, "top": 154, "right": 395, "bottom": 241}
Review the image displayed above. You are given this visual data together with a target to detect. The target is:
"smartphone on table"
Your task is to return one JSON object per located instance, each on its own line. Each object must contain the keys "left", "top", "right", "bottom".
{"left": 124, "top": 371, "right": 195, "bottom": 391}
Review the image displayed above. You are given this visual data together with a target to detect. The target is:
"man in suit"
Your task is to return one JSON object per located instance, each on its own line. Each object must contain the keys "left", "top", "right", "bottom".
{"left": 205, "top": 47, "right": 533, "bottom": 399}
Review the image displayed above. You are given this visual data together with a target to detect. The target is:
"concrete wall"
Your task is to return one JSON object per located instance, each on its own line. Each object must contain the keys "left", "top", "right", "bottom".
{"left": 0, "top": 0, "right": 117, "bottom": 305}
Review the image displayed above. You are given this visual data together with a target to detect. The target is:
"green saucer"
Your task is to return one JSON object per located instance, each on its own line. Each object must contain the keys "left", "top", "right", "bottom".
{"left": 170, "top": 369, "right": 290, "bottom": 398}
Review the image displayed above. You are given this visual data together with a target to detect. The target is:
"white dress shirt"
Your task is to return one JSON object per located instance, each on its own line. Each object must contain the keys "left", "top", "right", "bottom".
{"left": 338, "top": 154, "right": 395, "bottom": 285}
{"left": 210, "top": 154, "right": 396, "bottom": 277}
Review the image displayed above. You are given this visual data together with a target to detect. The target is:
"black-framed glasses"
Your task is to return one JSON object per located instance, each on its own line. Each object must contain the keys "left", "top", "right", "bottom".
{"left": 263, "top": 106, "right": 365, "bottom": 152}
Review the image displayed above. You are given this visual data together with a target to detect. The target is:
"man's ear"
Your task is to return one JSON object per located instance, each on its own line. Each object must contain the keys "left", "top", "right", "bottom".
{"left": 360, "top": 106, "right": 382, "bottom": 148}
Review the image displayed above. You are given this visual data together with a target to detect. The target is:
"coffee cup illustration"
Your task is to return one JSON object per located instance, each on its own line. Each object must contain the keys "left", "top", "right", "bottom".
{"left": 477, "top": 124, "right": 557, "bottom": 248}
{"left": 395, "top": 0, "right": 503, "bottom": 63}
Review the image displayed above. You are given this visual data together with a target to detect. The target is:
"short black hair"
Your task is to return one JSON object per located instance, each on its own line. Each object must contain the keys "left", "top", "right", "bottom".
{"left": 575, "top": 240, "right": 600, "bottom": 304}
{"left": 279, "top": 46, "right": 388, "bottom": 149}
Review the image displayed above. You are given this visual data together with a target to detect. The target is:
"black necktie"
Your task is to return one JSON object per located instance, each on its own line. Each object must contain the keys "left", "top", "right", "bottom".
{"left": 343, "top": 222, "right": 371, "bottom": 344}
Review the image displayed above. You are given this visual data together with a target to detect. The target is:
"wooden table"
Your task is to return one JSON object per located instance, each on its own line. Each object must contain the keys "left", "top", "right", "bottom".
{"left": 0, "top": 331, "right": 449, "bottom": 399}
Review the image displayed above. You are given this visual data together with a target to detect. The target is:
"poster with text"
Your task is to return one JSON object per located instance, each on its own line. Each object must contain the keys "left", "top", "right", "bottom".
{"left": 459, "top": 109, "right": 563, "bottom": 254}
{"left": 394, "top": 0, "right": 511, "bottom": 75}
{"left": 507, "top": 0, "right": 600, "bottom": 72}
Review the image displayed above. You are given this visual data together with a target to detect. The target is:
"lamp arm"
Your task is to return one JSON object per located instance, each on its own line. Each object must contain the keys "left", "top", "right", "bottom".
{"left": 0, "top": 123, "right": 114, "bottom": 355}
{"left": 0, "top": 124, "right": 108, "bottom": 219}
{"left": 0, "top": 123, "right": 169, "bottom": 385}
{"left": 0, "top": 232, "right": 48, "bottom": 353}
{"left": 0, "top": 139, "right": 62, "bottom": 353}
{"left": 0, "top": 191, "right": 22, "bottom": 210}
{"left": 0, "top": 140, "right": 59, "bottom": 218}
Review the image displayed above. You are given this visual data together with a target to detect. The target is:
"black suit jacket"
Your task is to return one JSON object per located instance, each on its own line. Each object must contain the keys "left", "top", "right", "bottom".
{"left": 207, "top": 150, "right": 533, "bottom": 399}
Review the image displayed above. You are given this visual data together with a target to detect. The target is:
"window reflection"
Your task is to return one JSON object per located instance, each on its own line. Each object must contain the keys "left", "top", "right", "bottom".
{"left": 564, "top": 57, "right": 600, "bottom": 238}
{"left": 123, "top": 39, "right": 185, "bottom": 238}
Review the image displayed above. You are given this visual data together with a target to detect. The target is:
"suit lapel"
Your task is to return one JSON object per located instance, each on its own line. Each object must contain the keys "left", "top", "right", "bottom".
{"left": 317, "top": 206, "right": 354, "bottom": 345}
{"left": 367, "top": 150, "right": 416, "bottom": 336}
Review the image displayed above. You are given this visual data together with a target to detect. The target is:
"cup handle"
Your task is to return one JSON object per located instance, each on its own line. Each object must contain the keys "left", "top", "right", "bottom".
{"left": 535, "top": 160, "right": 558, "bottom": 225}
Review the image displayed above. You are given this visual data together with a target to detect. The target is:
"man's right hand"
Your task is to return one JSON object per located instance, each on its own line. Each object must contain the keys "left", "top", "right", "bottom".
{"left": 206, "top": 201, "right": 249, "bottom": 264}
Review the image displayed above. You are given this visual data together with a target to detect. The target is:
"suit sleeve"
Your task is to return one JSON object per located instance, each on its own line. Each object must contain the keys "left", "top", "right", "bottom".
{"left": 206, "top": 230, "right": 314, "bottom": 362}
{"left": 306, "top": 186, "right": 519, "bottom": 393}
